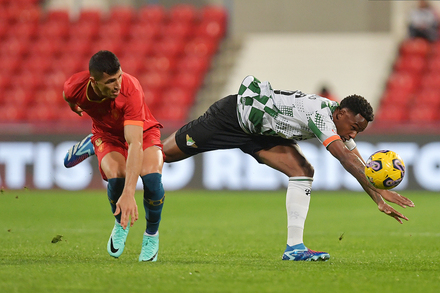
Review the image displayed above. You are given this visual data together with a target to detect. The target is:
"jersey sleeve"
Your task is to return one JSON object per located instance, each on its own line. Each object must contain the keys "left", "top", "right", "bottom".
{"left": 123, "top": 87, "right": 145, "bottom": 126}
{"left": 307, "top": 110, "right": 341, "bottom": 148}
{"left": 63, "top": 78, "right": 76, "bottom": 104}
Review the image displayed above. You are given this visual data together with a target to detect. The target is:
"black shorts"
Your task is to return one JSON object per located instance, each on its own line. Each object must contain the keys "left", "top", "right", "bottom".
{"left": 175, "top": 94, "right": 295, "bottom": 161}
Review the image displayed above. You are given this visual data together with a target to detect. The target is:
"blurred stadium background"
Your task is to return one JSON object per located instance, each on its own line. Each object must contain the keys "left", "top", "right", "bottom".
{"left": 1, "top": 0, "right": 439, "bottom": 191}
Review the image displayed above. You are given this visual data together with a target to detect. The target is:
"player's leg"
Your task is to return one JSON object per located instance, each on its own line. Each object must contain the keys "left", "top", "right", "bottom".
{"left": 138, "top": 128, "right": 165, "bottom": 262}
{"left": 162, "top": 130, "right": 193, "bottom": 163}
{"left": 256, "top": 144, "right": 330, "bottom": 261}
{"left": 96, "top": 138, "right": 130, "bottom": 258}
{"left": 64, "top": 133, "right": 95, "bottom": 168}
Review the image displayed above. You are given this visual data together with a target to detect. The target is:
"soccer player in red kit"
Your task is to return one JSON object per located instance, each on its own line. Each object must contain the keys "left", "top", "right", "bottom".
{"left": 63, "top": 50, "right": 165, "bottom": 262}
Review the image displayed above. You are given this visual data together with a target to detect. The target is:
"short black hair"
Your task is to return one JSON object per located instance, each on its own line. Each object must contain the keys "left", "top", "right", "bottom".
{"left": 340, "top": 94, "right": 374, "bottom": 122}
{"left": 89, "top": 50, "right": 120, "bottom": 80}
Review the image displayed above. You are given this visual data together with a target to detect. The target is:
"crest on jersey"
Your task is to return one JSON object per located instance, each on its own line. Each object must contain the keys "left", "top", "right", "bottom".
{"left": 186, "top": 134, "right": 197, "bottom": 148}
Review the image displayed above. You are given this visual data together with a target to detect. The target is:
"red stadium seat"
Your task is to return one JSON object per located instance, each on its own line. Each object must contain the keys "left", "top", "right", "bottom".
{"left": 3, "top": 56, "right": 21, "bottom": 74}
{"left": 173, "top": 71, "right": 203, "bottom": 93}
{"left": 33, "top": 88, "right": 63, "bottom": 106}
{"left": 393, "top": 55, "right": 426, "bottom": 75}
{"left": 184, "top": 37, "right": 218, "bottom": 57}
{"left": 109, "top": 5, "right": 135, "bottom": 24}
{"left": 118, "top": 54, "right": 144, "bottom": 75}
{"left": 26, "top": 103, "right": 58, "bottom": 122}
{"left": 196, "top": 19, "right": 226, "bottom": 40}
{"left": 0, "top": 104, "right": 26, "bottom": 122}
{"left": 386, "top": 72, "right": 420, "bottom": 93}
{"left": 170, "top": 4, "right": 198, "bottom": 23}
{"left": 161, "top": 86, "right": 195, "bottom": 106}
{"left": 162, "top": 21, "right": 194, "bottom": 40}
{"left": 399, "top": 38, "right": 430, "bottom": 57}
{"left": 419, "top": 72, "right": 440, "bottom": 90}
{"left": 0, "top": 73, "right": 11, "bottom": 92}
{"left": 413, "top": 89, "right": 440, "bottom": 106}
{"left": 0, "top": 19, "right": 8, "bottom": 39}
{"left": 6, "top": 21, "right": 38, "bottom": 40}
{"left": 14, "top": 5, "right": 42, "bottom": 24}
{"left": 201, "top": 5, "right": 227, "bottom": 23}
{"left": 138, "top": 71, "right": 171, "bottom": 91}
{"left": 152, "top": 38, "right": 185, "bottom": 57}
{"left": 143, "top": 55, "right": 177, "bottom": 72}
{"left": 176, "top": 55, "right": 210, "bottom": 75}
{"left": 3, "top": 87, "right": 33, "bottom": 106}
{"left": 53, "top": 53, "right": 86, "bottom": 76}
{"left": 408, "top": 104, "right": 439, "bottom": 122}
{"left": 37, "top": 21, "right": 70, "bottom": 40}
{"left": 69, "top": 21, "right": 100, "bottom": 40}
{"left": 96, "top": 21, "right": 130, "bottom": 40}
{"left": 13, "top": 71, "right": 42, "bottom": 91}
{"left": 375, "top": 104, "right": 408, "bottom": 123}
{"left": 41, "top": 70, "right": 67, "bottom": 90}
{"left": 379, "top": 89, "right": 413, "bottom": 107}
{"left": 154, "top": 103, "right": 189, "bottom": 121}
{"left": 138, "top": 5, "right": 167, "bottom": 24}
{"left": 128, "top": 22, "right": 162, "bottom": 41}
{"left": 122, "top": 38, "right": 154, "bottom": 57}
{"left": 64, "top": 37, "right": 92, "bottom": 57}
{"left": 0, "top": 37, "right": 29, "bottom": 57}
{"left": 25, "top": 54, "right": 53, "bottom": 73}
{"left": 32, "top": 37, "right": 63, "bottom": 57}
{"left": 425, "top": 55, "right": 440, "bottom": 73}
{"left": 78, "top": 9, "right": 102, "bottom": 25}
{"left": 90, "top": 38, "right": 122, "bottom": 56}
{"left": 143, "top": 88, "right": 161, "bottom": 108}
{"left": 45, "top": 9, "right": 70, "bottom": 24}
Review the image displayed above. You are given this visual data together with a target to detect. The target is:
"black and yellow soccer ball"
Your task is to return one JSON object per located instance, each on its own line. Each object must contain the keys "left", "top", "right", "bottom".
{"left": 365, "top": 150, "right": 405, "bottom": 190}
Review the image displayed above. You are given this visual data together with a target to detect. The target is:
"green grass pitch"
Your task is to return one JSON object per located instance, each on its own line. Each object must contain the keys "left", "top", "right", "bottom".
{"left": 0, "top": 189, "right": 439, "bottom": 293}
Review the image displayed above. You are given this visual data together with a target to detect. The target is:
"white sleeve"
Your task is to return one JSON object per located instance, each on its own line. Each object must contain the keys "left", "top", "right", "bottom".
{"left": 344, "top": 138, "right": 356, "bottom": 151}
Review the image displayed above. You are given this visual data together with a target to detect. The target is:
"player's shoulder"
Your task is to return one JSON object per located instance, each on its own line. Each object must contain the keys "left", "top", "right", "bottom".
{"left": 64, "top": 71, "right": 89, "bottom": 98}
{"left": 305, "top": 94, "right": 338, "bottom": 109}
{"left": 121, "top": 72, "right": 142, "bottom": 95}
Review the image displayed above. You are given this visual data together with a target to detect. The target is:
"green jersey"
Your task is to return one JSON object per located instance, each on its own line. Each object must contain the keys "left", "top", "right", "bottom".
{"left": 236, "top": 75, "right": 355, "bottom": 150}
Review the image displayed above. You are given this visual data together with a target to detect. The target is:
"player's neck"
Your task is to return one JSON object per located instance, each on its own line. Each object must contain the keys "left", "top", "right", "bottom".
{"left": 87, "top": 81, "right": 106, "bottom": 102}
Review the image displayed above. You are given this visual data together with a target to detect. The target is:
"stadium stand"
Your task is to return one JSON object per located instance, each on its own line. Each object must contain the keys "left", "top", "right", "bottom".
{"left": 0, "top": 0, "right": 227, "bottom": 130}
{"left": 374, "top": 36, "right": 440, "bottom": 130}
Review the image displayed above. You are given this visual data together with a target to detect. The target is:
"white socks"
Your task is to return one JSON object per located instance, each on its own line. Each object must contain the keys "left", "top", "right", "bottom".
{"left": 286, "top": 177, "right": 313, "bottom": 247}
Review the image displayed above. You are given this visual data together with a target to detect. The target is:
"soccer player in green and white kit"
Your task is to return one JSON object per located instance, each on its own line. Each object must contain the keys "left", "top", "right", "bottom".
{"left": 65, "top": 75, "right": 415, "bottom": 261}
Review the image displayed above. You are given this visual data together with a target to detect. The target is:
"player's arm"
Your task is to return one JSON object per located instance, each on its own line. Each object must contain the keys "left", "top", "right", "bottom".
{"left": 350, "top": 146, "right": 365, "bottom": 165}
{"left": 114, "top": 123, "right": 143, "bottom": 229}
{"left": 63, "top": 91, "right": 83, "bottom": 116}
{"left": 326, "top": 139, "right": 411, "bottom": 224}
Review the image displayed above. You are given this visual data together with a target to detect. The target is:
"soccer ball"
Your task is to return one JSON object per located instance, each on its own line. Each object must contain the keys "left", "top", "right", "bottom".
{"left": 365, "top": 150, "right": 405, "bottom": 190}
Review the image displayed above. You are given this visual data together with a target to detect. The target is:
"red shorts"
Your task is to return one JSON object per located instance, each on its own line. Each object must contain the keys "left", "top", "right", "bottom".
{"left": 91, "top": 126, "right": 164, "bottom": 180}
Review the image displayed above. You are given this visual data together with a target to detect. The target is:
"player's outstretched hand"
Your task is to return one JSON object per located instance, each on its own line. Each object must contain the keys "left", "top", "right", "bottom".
{"left": 380, "top": 190, "right": 415, "bottom": 208}
{"left": 114, "top": 194, "right": 139, "bottom": 229}
{"left": 377, "top": 201, "right": 408, "bottom": 224}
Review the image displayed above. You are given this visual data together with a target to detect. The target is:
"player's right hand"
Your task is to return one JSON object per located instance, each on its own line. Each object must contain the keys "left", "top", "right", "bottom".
{"left": 114, "top": 194, "right": 139, "bottom": 230}
{"left": 377, "top": 201, "right": 408, "bottom": 224}
{"left": 380, "top": 190, "right": 415, "bottom": 208}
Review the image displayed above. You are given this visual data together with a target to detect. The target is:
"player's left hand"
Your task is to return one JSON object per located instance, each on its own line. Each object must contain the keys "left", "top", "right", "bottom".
{"left": 380, "top": 190, "right": 415, "bottom": 208}
{"left": 114, "top": 194, "right": 139, "bottom": 229}
{"left": 377, "top": 201, "right": 408, "bottom": 224}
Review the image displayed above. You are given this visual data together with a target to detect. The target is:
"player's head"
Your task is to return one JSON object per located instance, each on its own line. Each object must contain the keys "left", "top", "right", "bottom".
{"left": 333, "top": 94, "right": 374, "bottom": 142}
{"left": 89, "top": 50, "right": 122, "bottom": 99}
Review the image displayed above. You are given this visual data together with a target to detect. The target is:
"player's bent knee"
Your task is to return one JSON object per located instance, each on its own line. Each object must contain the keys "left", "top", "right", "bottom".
{"left": 303, "top": 163, "right": 314, "bottom": 178}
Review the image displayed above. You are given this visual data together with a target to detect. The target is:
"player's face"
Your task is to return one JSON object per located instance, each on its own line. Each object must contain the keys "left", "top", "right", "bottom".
{"left": 93, "top": 68, "right": 123, "bottom": 99}
{"left": 334, "top": 108, "right": 368, "bottom": 142}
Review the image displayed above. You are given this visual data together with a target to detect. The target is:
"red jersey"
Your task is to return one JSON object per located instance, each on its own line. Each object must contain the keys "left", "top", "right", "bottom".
{"left": 63, "top": 71, "right": 161, "bottom": 138}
